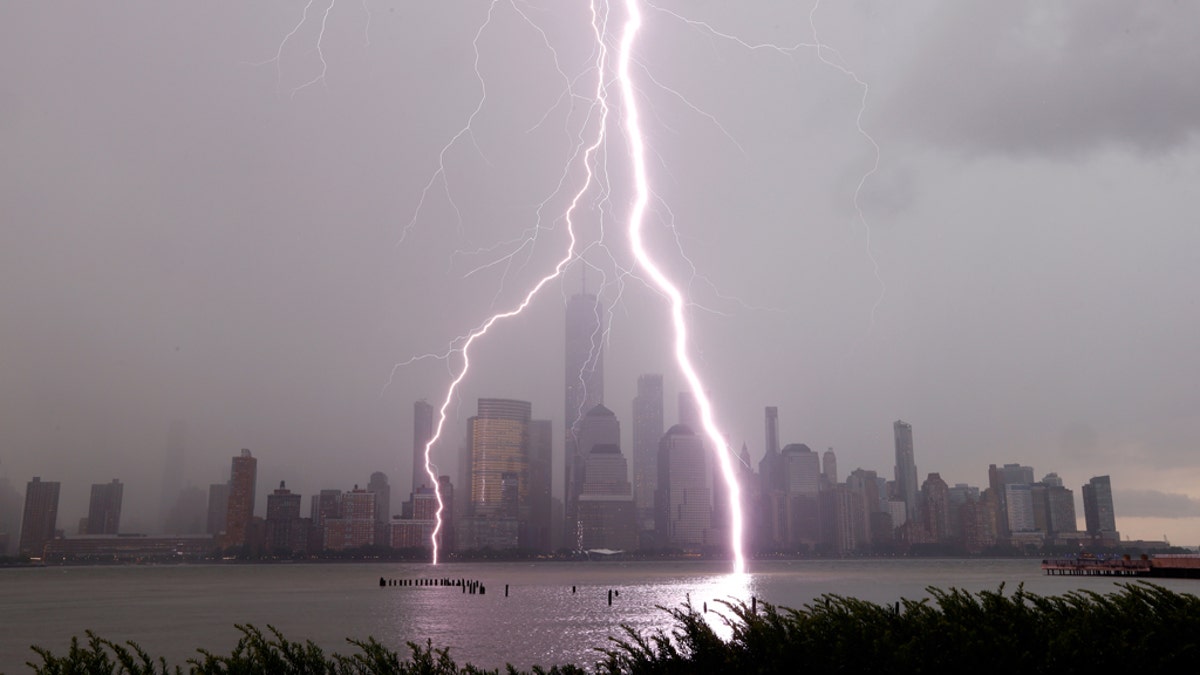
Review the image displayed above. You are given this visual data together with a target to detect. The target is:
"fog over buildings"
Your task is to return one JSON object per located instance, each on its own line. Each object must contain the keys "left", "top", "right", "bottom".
{"left": 1, "top": 2, "right": 1199, "bottom": 546}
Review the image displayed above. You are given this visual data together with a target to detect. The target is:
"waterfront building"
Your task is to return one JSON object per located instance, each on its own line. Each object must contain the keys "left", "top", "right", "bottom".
{"left": 1044, "top": 479, "right": 1078, "bottom": 535}
{"left": 324, "top": 486, "right": 377, "bottom": 550}
{"left": 85, "top": 479, "right": 123, "bottom": 535}
{"left": 987, "top": 463, "right": 1035, "bottom": 537}
{"left": 578, "top": 442, "right": 637, "bottom": 550}
{"left": 820, "top": 484, "right": 858, "bottom": 555}
{"left": 846, "top": 468, "right": 883, "bottom": 548}
{"left": 18, "top": 477, "right": 60, "bottom": 558}
{"left": 1082, "top": 475, "right": 1118, "bottom": 539}
{"left": 1004, "top": 483, "right": 1037, "bottom": 533}
{"left": 462, "top": 398, "right": 543, "bottom": 550}
{"left": 566, "top": 404, "right": 620, "bottom": 548}
{"left": 893, "top": 420, "right": 919, "bottom": 523}
{"left": 781, "top": 444, "right": 821, "bottom": 548}
{"left": 468, "top": 399, "right": 532, "bottom": 519}
{"left": 265, "top": 481, "right": 306, "bottom": 555}
{"left": 656, "top": 424, "right": 711, "bottom": 549}
{"left": 920, "top": 473, "right": 951, "bottom": 542}
{"left": 631, "top": 374, "right": 664, "bottom": 537}
{"left": 223, "top": 449, "right": 257, "bottom": 549}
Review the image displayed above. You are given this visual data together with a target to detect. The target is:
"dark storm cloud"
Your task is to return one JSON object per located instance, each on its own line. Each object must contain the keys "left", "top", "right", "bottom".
{"left": 888, "top": 1, "right": 1200, "bottom": 156}
{"left": 1116, "top": 490, "right": 1200, "bottom": 519}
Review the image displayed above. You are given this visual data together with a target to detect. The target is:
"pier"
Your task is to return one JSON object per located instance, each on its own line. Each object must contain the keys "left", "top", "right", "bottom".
{"left": 1042, "top": 555, "right": 1200, "bottom": 579}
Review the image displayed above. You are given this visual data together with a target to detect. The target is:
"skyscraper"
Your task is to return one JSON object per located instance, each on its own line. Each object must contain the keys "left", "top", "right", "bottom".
{"left": 758, "top": 406, "right": 786, "bottom": 548}
{"left": 527, "top": 418, "right": 553, "bottom": 551}
{"left": 368, "top": 471, "right": 391, "bottom": 524}
{"left": 822, "top": 448, "right": 838, "bottom": 487}
{"left": 893, "top": 420, "right": 919, "bottom": 522}
{"left": 920, "top": 473, "right": 951, "bottom": 542}
{"left": 631, "top": 374, "right": 663, "bottom": 531}
{"left": 18, "top": 477, "right": 60, "bottom": 558}
{"left": 223, "top": 449, "right": 257, "bottom": 549}
{"left": 1082, "top": 475, "right": 1117, "bottom": 537}
{"left": 467, "top": 399, "right": 532, "bottom": 521}
{"left": 86, "top": 479, "right": 123, "bottom": 535}
{"left": 412, "top": 400, "right": 434, "bottom": 497}
{"left": 265, "top": 480, "right": 306, "bottom": 555}
{"left": 577, "top": 443, "right": 637, "bottom": 551}
{"left": 656, "top": 424, "right": 711, "bottom": 549}
{"left": 564, "top": 293, "right": 604, "bottom": 497}
{"left": 781, "top": 444, "right": 821, "bottom": 546}
{"left": 567, "top": 404, "right": 620, "bottom": 547}
{"left": 764, "top": 407, "right": 780, "bottom": 457}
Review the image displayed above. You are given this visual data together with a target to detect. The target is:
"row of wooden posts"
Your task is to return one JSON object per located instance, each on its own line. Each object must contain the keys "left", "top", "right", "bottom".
{"left": 378, "top": 578, "right": 761, "bottom": 611}
{"left": 379, "top": 577, "right": 488, "bottom": 594}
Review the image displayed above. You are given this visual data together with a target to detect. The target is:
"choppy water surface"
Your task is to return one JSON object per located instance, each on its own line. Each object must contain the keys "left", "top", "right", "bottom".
{"left": 1, "top": 558, "right": 1193, "bottom": 672}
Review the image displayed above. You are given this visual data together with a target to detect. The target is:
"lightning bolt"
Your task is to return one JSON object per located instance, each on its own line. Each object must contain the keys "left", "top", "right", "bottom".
{"left": 615, "top": 0, "right": 746, "bottom": 574}
{"left": 263, "top": 0, "right": 893, "bottom": 574}
{"left": 414, "top": 0, "right": 615, "bottom": 565}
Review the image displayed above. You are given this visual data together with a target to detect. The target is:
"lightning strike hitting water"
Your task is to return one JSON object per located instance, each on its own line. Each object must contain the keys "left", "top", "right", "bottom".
{"left": 616, "top": 0, "right": 746, "bottom": 574}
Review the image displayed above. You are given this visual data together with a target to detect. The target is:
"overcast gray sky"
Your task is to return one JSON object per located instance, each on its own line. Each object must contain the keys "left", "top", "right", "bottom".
{"left": 2, "top": 1, "right": 1197, "bottom": 544}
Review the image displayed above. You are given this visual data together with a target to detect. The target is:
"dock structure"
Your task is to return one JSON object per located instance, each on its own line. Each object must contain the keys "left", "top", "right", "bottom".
{"left": 1042, "top": 558, "right": 1150, "bottom": 577}
{"left": 1042, "top": 555, "right": 1200, "bottom": 579}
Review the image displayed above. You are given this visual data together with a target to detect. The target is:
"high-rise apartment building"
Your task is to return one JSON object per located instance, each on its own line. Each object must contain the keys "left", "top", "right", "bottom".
{"left": 1043, "top": 477, "right": 1078, "bottom": 535}
{"left": 1082, "top": 475, "right": 1117, "bottom": 537}
{"left": 324, "top": 487, "right": 377, "bottom": 550}
{"left": 656, "top": 424, "right": 711, "bottom": 549}
{"left": 85, "top": 479, "right": 123, "bottom": 535}
{"left": 223, "top": 449, "right": 257, "bottom": 549}
{"left": 265, "top": 480, "right": 306, "bottom": 554}
{"left": 412, "top": 400, "right": 434, "bottom": 497}
{"left": 920, "top": 473, "right": 951, "bottom": 542}
{"left": 893, "top": 420, "right": 919, "bottom": 523}
{"left": 18, "top": 477, "right": 60, "bottom": 558}
{"left": 1004, "top": 483, "right": 1037, "bottom": 533}
{"left": 631, "top": 374, "right": 663, "bottom": 531}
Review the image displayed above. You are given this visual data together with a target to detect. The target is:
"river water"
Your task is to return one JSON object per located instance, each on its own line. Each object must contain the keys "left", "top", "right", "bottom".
{"left": 0, "top": 558, "right": 1192, "bottom": 673}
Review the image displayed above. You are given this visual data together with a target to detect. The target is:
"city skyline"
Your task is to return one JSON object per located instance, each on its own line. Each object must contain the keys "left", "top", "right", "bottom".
{"left": 0, "top": 403, "right": 1163, "bottom": 558}
{"left": 2, "top": 2, "right": 1198, "bottom": 547}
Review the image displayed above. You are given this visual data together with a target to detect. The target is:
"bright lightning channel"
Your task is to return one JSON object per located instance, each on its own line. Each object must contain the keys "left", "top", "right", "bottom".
{"left": 420, "top": 0, "right": 614, "bottom": 565}
{"left": 616, "top": 0, "right": 746, "bottom": 574}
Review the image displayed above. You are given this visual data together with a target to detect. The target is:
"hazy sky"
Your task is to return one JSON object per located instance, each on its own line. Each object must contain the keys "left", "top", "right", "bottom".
{"left": 2, "top": 1, "right": 1197, "bottom": 544}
